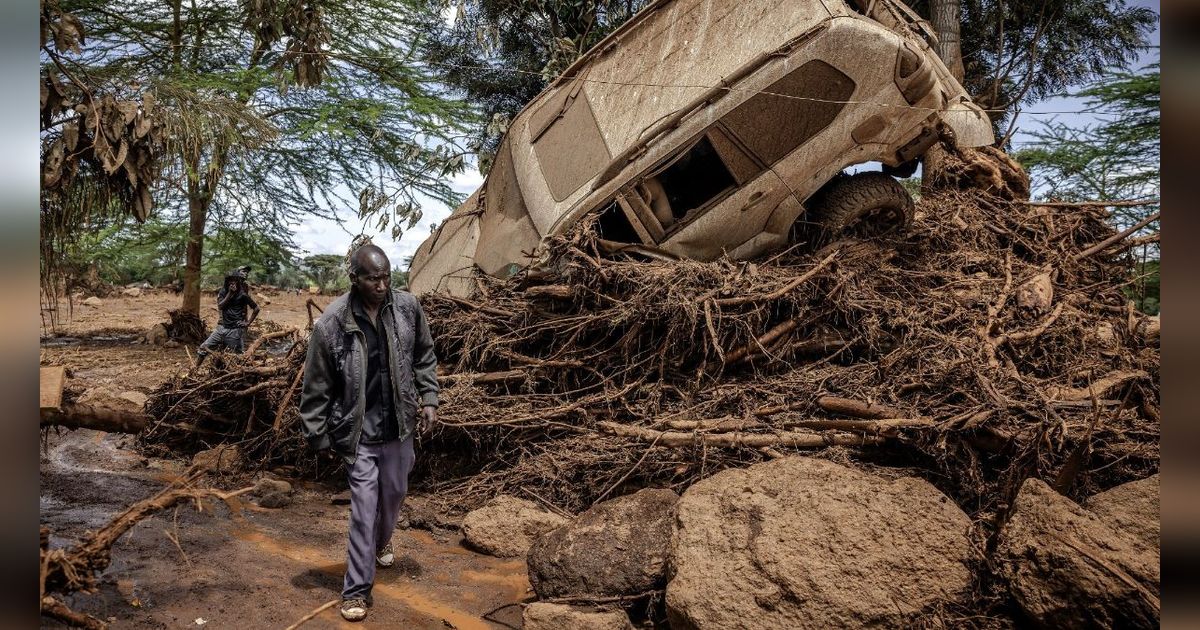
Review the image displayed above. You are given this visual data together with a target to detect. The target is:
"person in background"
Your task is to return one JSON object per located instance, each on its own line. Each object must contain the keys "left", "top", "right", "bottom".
{"left": 194, "top": 268, "right": 259, "bottom": 366}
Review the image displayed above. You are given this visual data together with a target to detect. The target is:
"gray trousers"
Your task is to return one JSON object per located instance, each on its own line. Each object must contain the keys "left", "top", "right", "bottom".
{"left": 197, "top": 325, "right": 245, "bottom": 357}
{"left": 343, "top": 436, "right": 416, "bottom": 600}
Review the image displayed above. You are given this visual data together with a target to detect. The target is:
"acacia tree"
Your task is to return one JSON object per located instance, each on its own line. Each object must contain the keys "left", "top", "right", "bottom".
{"left": 41, "top": 0, "right": 475, "bottom": 316}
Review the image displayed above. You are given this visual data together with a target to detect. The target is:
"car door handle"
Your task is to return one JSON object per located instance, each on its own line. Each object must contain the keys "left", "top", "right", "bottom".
{"left": 742, "top": 191, "right": 766, "bottom": 211}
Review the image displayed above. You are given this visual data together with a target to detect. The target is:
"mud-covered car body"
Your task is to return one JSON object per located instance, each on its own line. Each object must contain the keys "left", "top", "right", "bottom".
{"left": 410, "top": 0, "right": 994, "bottom": 296}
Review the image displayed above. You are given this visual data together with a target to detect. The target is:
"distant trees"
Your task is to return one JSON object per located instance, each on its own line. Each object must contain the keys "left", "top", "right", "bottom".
{"left": 1015, "top": 64, "right": 1160, "bottom": 313}
{"left": 64, "top": 218, "right": 310, "bottom": 290}
{"left": 301, "top": 254, "right": 345, "bottom": 294}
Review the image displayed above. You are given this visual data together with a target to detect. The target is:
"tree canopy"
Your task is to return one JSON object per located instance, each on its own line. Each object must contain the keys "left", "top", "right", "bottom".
{"left": 41, "top": 0, "right": 476, "bottom": 316}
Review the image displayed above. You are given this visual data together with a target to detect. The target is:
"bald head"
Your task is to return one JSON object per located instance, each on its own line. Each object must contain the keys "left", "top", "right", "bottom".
{"left": 349, "top": 243, "right": 390, "bottom": 276}
{"left": 349, "top": 244, "right": 392, "bottom": 308}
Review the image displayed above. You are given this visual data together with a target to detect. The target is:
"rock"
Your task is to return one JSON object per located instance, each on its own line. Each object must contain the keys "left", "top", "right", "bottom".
{"left": 122, "top": 287, "right": 142, "bottom": 298}
{"left": 667, "top": 457, "right": 973, "bottom": 630}
{"left": 1017, "top": 271, "right": 1054, "bottom": 314}
{"left": 528, "top": 488, "right": 677, "bottom": 599}
{"left": 252, "top": 478, "right": 294, "bottom": 497}
{"left": 256, "top": 492, "right": 293, "bottom": 509}
{"left": 118, "top": 391, "right": 148, "bottom": 408}
{"left": 163, "top": 339, "right": 181, "bottom": 348}
{"left": 462, "top": 495, "right": 569, "bottom": 558}
{"left": 402, "top": 494, "right": 461, "bottom": 531}
{"left": 191, "top": 445, "right": 241, "bottom": 473}
{"left": 995, "top": 478, "right": 1159, "bottom": 629}
{"left": 145, "top": 323, "right": 169, "bottom": 346}
{"left": 78, "top": 387, "right": 141, "bottom": 412}
{"left": 82, "top": 296, "right": 103, "bottom": 307}
{"left": 522, "top": 603, "right": 634, "bottom": 630}
{"left": 1086, "top": 474, "right": 1160, "bottom": 556}
{"left": 330, "top": 489, "right": 352, "bottom": 505}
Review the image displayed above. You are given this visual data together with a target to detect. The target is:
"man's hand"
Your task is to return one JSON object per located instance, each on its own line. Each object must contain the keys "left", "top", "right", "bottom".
{"left": 418, "top": 405, "right": 437, "bottom": 435}
{"left": 238, "top": 319, "right": 251, "bottom": 328}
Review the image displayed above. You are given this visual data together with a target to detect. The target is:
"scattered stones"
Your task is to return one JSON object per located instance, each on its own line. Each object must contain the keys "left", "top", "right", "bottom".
{"left": 522, "top": 603, "right": 634, "bottom": 630}
{"left": 462, "top": 495, "right": 569, "bottom": 558}
{"left": 82, "top": 296, "right": 102, "bottom": 307}
{"left": 191, "top": 445, "right": 241, "bottom": 473}
{"left": 122, "top": 287, "right": 142, "bottom": 298}
{"left": 1086, "top": 474, "right": 1160, "bottom": 557}
{"left": 528, "top": 488, "right": 677, "bottom": 599}
{"left": 994, "top": 478, "right": 1159, "bottom": 629}
{"left": 667, "top": 457, "right": 973, "bottom": 630}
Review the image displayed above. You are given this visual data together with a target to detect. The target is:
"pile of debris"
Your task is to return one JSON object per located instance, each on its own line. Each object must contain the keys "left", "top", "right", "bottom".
{"left": 138, "top": 188, "right": 1157, "bottom": 523}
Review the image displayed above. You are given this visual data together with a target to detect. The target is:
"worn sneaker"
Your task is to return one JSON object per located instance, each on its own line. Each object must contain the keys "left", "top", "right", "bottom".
{"left": 340, "top": 598, "right": 368, "bottom": 622}
{"left": 376, "top": 542, "right": 395, "bottom": 567}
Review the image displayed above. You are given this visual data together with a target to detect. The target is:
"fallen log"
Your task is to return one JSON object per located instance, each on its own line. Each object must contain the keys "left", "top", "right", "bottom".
{"left": 814, "top": 396, "right": 904, "bottom": 419}
{"left": 1048, "top": 370, "right": 1149, "bottom": 402}
{"left": 41, "top": 403, "right": 149, "bottom": 434}
{"left": 598, "top": 421, "right": 887, "bottom": 448}
{"left": 245, "top": 327, "right": 298, "bottom": 356}
{"left": 41, "top": 468, "right": 254, "bottom": 627}
{"left": 438, "top": 369, "right": 527, "bottom": 385}
{"left": 1073, "top": 211, "right": 1160, "bottom": 261}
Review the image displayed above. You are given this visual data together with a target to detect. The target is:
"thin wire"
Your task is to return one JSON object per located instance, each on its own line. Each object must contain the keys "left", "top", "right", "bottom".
{"left": 106, "top": 40, "right": 1127, "bottom": 118}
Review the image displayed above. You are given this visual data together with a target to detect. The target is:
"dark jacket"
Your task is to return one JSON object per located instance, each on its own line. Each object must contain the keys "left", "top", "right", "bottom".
{"left": 299, "top": 289, "right": 439, "bottom": 464}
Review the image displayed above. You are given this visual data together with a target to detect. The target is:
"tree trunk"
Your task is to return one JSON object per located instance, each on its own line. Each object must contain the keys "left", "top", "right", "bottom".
{"left": 181, "top": 192, "right": 208, "bottom": 315}
{"left": 929, "top": 0, "right": 965, "bottom": 82}
{"left": 924, "top": 0, "right": 966, "bottom": 191}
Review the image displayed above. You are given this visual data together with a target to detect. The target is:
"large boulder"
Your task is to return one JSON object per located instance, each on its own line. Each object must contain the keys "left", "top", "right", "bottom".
{"left": 667, "top": 457, "right": 973, "bottom": 630}
{"left": 522, "top": 603, "right": 633, "bottom": 630}
{"left": 461, "top": 495, "right": 569, "bottom": 558}
{"left": 994, "top": 478, "right": 1159, "bottom": 629}
{"left": 1086, "top": 474, "right": 1159, "bottom": 555}
{"left": 528, "top": 488, "right": 677, "bottom": 599}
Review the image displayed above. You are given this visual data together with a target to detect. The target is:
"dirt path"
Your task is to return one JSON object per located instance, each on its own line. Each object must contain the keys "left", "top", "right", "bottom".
{"left": 41, "top": 293, "right": 530, "bottom": 629}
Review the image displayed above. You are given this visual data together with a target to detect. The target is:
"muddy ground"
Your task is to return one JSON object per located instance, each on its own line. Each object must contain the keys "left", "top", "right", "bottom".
{"left": 41, "top": 291, "right": 531, "bottom": 629}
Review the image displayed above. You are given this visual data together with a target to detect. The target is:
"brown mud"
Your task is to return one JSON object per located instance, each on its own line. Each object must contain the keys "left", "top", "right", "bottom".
{"left": 41, "top": 293, "right": 529, "bottom": 629}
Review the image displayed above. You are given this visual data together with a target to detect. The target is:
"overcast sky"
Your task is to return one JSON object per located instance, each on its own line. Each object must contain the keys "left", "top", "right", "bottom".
{"left": 293, "top": 1, "right": 1159, "bottom": 269}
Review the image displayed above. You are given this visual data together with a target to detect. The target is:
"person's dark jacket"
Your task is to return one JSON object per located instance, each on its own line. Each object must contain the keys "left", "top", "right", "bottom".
{"left": 299, "top": 288, "right": 438, "bottom": 464}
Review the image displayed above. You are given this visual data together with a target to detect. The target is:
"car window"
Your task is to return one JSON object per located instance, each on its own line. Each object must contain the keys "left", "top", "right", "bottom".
{"left": 533, "top": 87, "right": 612, "bottom": 202}
{"left": 721, "top": 59, "right": 855, "bottom": 165}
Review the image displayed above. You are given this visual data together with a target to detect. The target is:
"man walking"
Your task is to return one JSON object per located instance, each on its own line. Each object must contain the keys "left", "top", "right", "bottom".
{"left": 299, "top": 244, "right": 439, "bottom": 622}
{"left": 195, "top": 269, "right": 259, "bottom": 366}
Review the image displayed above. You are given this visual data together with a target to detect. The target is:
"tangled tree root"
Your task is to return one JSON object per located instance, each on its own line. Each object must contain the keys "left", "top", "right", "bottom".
{"left": 138, "top": 190, "right": 1158, "bottom": 521}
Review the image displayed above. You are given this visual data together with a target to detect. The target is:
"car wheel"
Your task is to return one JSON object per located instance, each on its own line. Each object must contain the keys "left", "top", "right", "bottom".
{"left": 809, "top": 172, "right": 915, "bottom": 237}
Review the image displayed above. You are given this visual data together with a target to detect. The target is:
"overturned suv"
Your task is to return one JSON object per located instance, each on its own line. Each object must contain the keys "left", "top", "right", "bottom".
{"left": 410, "top": 0, "right": 994, "bottom": 297}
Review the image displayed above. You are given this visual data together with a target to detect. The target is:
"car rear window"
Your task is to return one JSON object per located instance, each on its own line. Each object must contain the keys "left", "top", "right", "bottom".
{"left": 721, "top": 60, "right": 855, "bottom": 165}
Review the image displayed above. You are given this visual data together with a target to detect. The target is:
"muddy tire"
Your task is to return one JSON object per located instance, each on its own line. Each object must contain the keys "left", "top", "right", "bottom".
{"left": 809, "top": 172, "right": 915, "bottom": 237}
